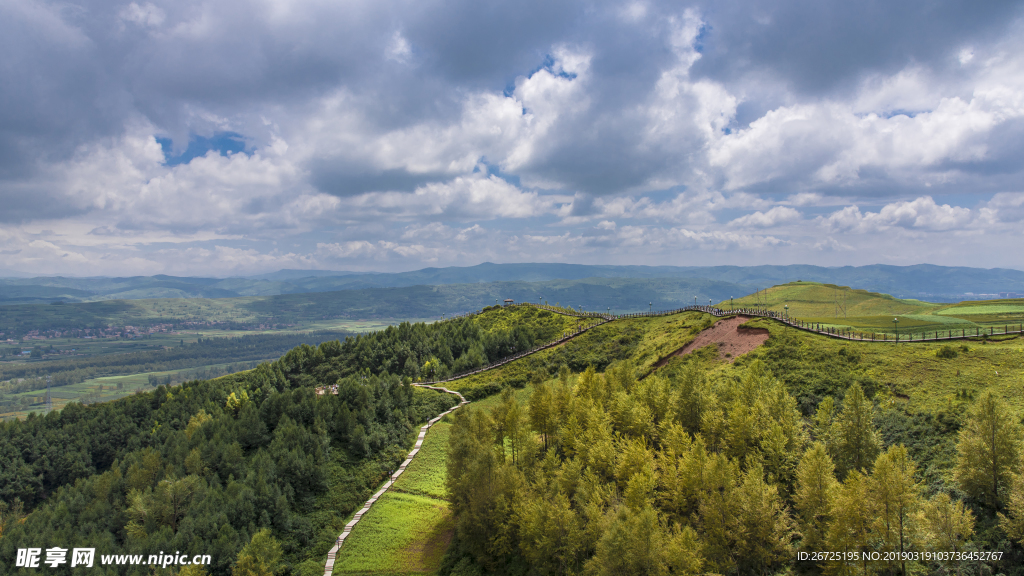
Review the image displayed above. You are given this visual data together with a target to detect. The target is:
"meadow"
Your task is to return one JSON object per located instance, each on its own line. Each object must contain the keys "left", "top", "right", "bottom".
{"left": 728, "top": 281, "right": 1024, "bottom": 335}
{"left": 330, "top": 389, "right": 526, "bottom": 576}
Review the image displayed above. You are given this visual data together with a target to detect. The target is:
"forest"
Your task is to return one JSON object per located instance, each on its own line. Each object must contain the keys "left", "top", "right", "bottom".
{"left": 0, "top": 349, "right": 458, "bottom": 575}
{"left": 439, "top": 321, "right": 1024, "bottom": 576}
{"left": 0, "top": 305, "right": 574, "bottom": 574}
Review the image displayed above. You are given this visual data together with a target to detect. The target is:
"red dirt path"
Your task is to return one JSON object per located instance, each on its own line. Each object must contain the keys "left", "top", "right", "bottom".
{"left": 656, "top": 315, "right": 770, "bottom": 366}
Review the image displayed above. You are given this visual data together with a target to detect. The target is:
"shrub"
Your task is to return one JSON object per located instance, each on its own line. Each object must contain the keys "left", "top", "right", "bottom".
{"left": 936, "top": 345, "right": 958, "bottom": 359}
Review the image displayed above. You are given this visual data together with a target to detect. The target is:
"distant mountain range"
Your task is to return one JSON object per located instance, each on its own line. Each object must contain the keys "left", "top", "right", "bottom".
{"left": 1, "top": 263, "right": 1022, "bottom": 305}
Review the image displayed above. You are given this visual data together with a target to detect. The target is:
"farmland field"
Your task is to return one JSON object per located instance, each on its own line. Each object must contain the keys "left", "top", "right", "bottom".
{"left": 0, "top": 358, "right": 272, "bottom": 420}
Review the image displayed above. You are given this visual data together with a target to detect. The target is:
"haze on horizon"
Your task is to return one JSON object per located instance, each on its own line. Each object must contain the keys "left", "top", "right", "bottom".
{"left": 2, "top": 0, "right": 1024, "bottom": 277}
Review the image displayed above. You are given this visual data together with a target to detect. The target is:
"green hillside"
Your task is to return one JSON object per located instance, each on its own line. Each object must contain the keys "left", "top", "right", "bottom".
{"left": 3, "top": 305, "right": 1024, "bottom": 576}
{"left": 0, "top": 277, "right": 749, "bottom": 339}
{"left": 727, "top": 282, "right": 1024, "bottom": 335}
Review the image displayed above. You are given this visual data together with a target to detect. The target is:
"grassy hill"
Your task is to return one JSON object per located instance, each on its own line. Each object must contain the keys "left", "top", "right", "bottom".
{"left": 727, "top": 282, "right": 1024, "bottom": 335}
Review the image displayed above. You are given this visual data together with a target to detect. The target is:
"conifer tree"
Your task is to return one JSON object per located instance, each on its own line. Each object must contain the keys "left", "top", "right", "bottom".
{"left": 999, "top": 474, "right": 1024, "bottom": 544}
{"left": 518, "top": 491, "right": 584, "bottom": 574}
{"left": 673, "top": 363, "right": 707, "bottom": 433}
{"left": 697, "top": 453, "right": 742, "bottom": 574}
{"left": 869, "top": 445, "right": 922, "bottom": 576}
{"left": 954, "top": 391, "right": 1022, "bottom": 509}
{"left": 232, "top": 528, "right": 284, "bottom": 576}
{"left": 585, "top": 506, "right": 702, "bottom": 576}
{"left": 923, "top": 492, "right": 974, "bottom": 556}
{"left": 812, "top": 396, "right": 836, "bottom": 446}
{"left": 833, "top": 383, "right": 880, "bottom": 476}
{"left": 824, "top": 471, "right": 874, "bottom": 575}
{"left": 528, "top": 380, "right": 554, "bottom": 450}
{"left": 735, "top": 463, "right": 794, "bottom": 574}
{"left": 795, "top": 442, "right": 839, "bottom": 552}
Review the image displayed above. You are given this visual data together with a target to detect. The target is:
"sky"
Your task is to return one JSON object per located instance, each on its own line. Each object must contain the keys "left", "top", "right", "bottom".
{"left": 2, "top": 0, "right": 1024, "bottom": 277}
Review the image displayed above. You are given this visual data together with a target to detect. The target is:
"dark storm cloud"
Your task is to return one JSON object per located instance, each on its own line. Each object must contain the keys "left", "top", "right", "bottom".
{"left": 0, "top": 1, "right": 125, "bottom": 177}
{"left": 309, "top": 163, "right": 449, "bottom": 196}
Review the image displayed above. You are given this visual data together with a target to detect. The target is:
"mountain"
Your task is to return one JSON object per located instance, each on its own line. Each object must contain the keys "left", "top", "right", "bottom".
{"left": 1, "top": 263, "right": 1022, "bottom": 304}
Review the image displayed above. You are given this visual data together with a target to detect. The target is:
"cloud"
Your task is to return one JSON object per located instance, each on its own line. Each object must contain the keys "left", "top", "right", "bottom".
{"left": 120, "top": 3, "right": 166, "bottom": 28}
{"left": 729, "top": 206, "right": 801, "bottom": 228}
{"left": 340, "top": 173, "right": 567, "bottom": 222}
{"left": 978, "top": 192, "right": 1024, "bottom": 225}
{"left": 3, "top": 0, "right": 1024, "bottom": 275}
{"left": 819, "top": 196, "right": 974, "bottom": 233}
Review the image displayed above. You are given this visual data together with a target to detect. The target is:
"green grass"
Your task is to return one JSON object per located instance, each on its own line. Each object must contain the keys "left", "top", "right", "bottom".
{"left": 626, "top": 311, "right": 708, "bottom": 372}
{"left": 739, "top": 317, "right": 1024, "bottom": 414}
{"left": 727, "top": 283, "right": 1024, "bottom": 335}
{"left": 330, "top": 377, "right": 533, "bottom": 575}
{"left": 725, "top": 281, "right": 936, "bottom": 318}
{"left": 934, "top": 302, "right": 1024, "bottom": 316}
{"left": 395, "top": 424, "right": 451, "bottom": 501}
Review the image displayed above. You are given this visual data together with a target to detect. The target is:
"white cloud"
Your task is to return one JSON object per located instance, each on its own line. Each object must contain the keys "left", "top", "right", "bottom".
{"left": 4, "top": 1, "right": 1024, "bottom": 275}
{"left": 729, "top": 206, "right": 801, "bottom": 228}
{"left": 119, "top": 2, "right": 166, "bottom": 28}
{"left": 978, "top": 192, "right": 1024, "bottom": 225}
{"left": 316, "top": 240, "right": 432, "bottom": 261}
{"left": 385, "top": 31, "right": 412, "bottom": 63}
{"left": 341, "top": 174, "right": 566, "bottom": 222}
{"left": 820, "top": 196, "right": 973, "bottom": 233}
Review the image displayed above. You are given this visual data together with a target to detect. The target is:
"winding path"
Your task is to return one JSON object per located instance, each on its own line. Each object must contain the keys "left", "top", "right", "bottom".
{"left": 323, "top": 384, "right": 468, "bottom": 576}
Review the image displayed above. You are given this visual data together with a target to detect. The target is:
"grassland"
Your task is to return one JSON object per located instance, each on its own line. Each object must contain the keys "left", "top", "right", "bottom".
{"left": 736, "top": 317, "right": 1024, "bottom": 414}
{"left": 727, "top": 281, "right": 1024, "bottom": 335}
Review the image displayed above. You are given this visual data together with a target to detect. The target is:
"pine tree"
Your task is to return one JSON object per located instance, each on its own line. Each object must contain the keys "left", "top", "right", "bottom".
{"left": 585, "top": 506, "right": 703, "bottom": 576}
{"left": 518, "top": 491, "right": 584, "bottom": 574}
{"left": 824, "top": 470, "right": 874, "bottom": 576}
{"left": 795, "top": 442, "right": 839, "bottom": 553}
{"left": 528, "top": 380, "right": 554, "bottom": 450}
{"left": 232, "top": 528, "right": 284, "bottom": 576}
{"left": 997, "top": 473, "right": 1024, "bottom": 544}
{"left": 833, "top": 384, "right": 880, "bottom": 477}
{"left": 923, "top": 492, "right": 974, "bottom": 556}
{"left": 813, "top": 396, "right": 837, "bottom": 446}
{"left": 697, "top": 453, "right": 742, "bottom": 574}
{"left": 954, "top": 391, "right": 1022, "bottom": 509}
{"left": 869, "top": 445, "right": 922, "bottom": 576}
{"left": 673, "top": 363, "right": 707, "bottom": 434}
{"left": 735, "top": 463, "right": 795, "bottom": 574}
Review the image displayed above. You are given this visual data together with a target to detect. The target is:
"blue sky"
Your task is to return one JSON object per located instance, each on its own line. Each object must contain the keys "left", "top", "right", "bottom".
{"left": 1, "top": 0, "right": 1023, "bottom": 276}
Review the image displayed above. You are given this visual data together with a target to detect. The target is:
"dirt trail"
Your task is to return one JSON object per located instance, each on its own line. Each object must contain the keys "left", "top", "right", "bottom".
{"left": 655, "top": 315, "right": 769, "bottom": 366}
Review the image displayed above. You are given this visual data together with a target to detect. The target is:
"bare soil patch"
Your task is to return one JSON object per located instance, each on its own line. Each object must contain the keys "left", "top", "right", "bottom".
{"left": 656, "top": 315, "right": 769, "bottom": 366}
